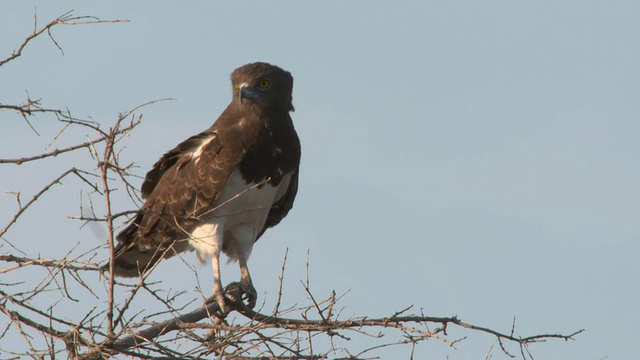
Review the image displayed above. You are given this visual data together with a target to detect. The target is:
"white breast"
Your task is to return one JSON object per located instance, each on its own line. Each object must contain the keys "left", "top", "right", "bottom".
{"left": 189, "top": 170, "right": 292, "bottom": 262}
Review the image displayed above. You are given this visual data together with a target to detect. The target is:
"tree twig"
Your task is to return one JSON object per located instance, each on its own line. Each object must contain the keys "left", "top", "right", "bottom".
{"left": 0, "top": 11, "right": 128, "bottom": 68}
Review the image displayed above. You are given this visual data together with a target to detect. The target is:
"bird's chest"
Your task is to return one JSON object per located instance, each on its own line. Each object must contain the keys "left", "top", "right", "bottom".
{"left": 211, "top": 169, "right": 291, "bottom": 229}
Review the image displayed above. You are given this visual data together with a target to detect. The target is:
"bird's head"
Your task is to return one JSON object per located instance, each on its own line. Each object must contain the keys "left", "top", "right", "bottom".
{"left": 231, "top": 62, "right": 294, "bottom": 112}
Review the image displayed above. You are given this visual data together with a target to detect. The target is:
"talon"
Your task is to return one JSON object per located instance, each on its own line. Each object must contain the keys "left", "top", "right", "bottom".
{"left": 242, "top": 282, "right": 257, "bottom": 309}
{"left": 224, "top": 281, "right": 257, "bottom": 309}
{"left": 224, "top": 282, "right": 243, "bottom": 304}
{"left": 206, "top": 290, "right": 228, "bottom": 314}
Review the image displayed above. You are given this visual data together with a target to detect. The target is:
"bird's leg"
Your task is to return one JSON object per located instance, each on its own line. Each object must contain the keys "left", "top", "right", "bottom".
{"left": 225, "top": 225, "right": 257, "bottom": 308}
{"left": 208, "top": 253, "right": 227, "bottom": 341}
{"left": 223, "top": 258, "right": 256, "bottom": 309}
{"left": 195, "top": 223, "right": 227, "bottom": 314}
{"left": 238, "top": 256, "right": 257, "bottom": 309}
{"left": 210, "top": 254, "right": 227, "bottom": 313}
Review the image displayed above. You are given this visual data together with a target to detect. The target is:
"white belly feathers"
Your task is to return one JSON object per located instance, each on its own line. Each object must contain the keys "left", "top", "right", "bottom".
{"left": 189, "top": 170, "right": 292, "bottom": 263}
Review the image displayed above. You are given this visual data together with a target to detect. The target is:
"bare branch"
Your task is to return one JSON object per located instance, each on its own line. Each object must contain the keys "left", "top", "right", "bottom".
{"left": 0, "top": 11, "right": 128, "bottom": 68}
{"left": 0, "top": 255, "right": 101, "bottom": 274}
{"left": 0, "top": 136, "right": 108, "bottom": 165}
{"left": 75, "top": 287, "right": 582, "bottom": 359}
{"left": 1, "top": 167, "right": 80, "bottom": 240}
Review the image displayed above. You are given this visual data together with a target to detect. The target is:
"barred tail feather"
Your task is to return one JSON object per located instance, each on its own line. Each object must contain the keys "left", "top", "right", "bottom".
{"left": 105, "top": 220, "right": 177, "bottom": 277}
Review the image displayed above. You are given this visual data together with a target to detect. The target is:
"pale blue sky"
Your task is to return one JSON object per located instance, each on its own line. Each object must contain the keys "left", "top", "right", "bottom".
{"left": 2, "top": 2, "right": 639, "bottom": 358}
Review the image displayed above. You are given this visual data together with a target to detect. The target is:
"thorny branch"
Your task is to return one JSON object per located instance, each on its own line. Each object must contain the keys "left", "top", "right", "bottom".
{"left": 72, "top": 282, "right": 582, "bottom": 359}
{"left": 0, "top": 10, "right": 128, "bottom": 68}
{"left": 0, "top": 10, "right": 583, "bottom": 360}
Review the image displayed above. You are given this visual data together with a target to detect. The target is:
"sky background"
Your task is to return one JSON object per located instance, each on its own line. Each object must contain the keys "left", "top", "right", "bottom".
{"left": 1, "top": 2, "right": 639, "bottom": 359}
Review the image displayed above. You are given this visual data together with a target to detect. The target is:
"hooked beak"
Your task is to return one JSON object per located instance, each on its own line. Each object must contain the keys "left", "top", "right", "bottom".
{"left": 238, "top": 83, "right": 249, "bottom": 104}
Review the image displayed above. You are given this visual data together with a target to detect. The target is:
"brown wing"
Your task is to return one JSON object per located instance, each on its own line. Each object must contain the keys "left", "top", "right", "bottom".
{"left": 140, "top": 131, "right": 217, "bottom": 199}
{"left": 112, "top": 128, "right": 246, "bottom": 277}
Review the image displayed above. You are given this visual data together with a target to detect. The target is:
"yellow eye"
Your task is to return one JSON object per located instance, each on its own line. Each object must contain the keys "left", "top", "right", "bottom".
{"left": 233, "top": 82, "right": 239, "bottom": 90}
{"left": 258, "top": 80, "right": 270, "bottom": 89}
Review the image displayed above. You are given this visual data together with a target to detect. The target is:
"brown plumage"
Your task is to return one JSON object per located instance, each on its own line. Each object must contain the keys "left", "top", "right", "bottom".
{"left": 110, "top": 62, "right": 301, "bottom": 310}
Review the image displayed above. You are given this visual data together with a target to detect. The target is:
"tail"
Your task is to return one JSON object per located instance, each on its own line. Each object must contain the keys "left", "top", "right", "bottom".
{"left": 103, "top": 220, "right": 169, "bottom": 277}
{"left": 103, "top": 243, "right": 162, "bottom": 277}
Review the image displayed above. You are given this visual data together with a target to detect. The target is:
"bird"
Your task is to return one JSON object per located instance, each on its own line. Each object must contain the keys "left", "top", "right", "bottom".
{"left": 109, "top": 62, "right": 301, "bottom": 312}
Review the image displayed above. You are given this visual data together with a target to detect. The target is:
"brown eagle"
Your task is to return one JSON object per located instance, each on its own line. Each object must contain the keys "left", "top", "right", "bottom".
{"left": 110, "top": 62, "right": 301, "bottom": 311}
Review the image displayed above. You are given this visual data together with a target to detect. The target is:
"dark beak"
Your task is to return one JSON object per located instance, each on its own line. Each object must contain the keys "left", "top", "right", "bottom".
{"left": 239, "top": 84, "right": 248, "bottom": 104}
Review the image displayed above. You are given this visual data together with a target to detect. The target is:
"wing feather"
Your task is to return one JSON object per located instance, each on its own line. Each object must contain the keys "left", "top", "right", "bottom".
{"left": 141, "top": 131, "right": 216, "bottom": 199}
{"left": 112, "top": 128, "right": 246, "bottom": 276}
